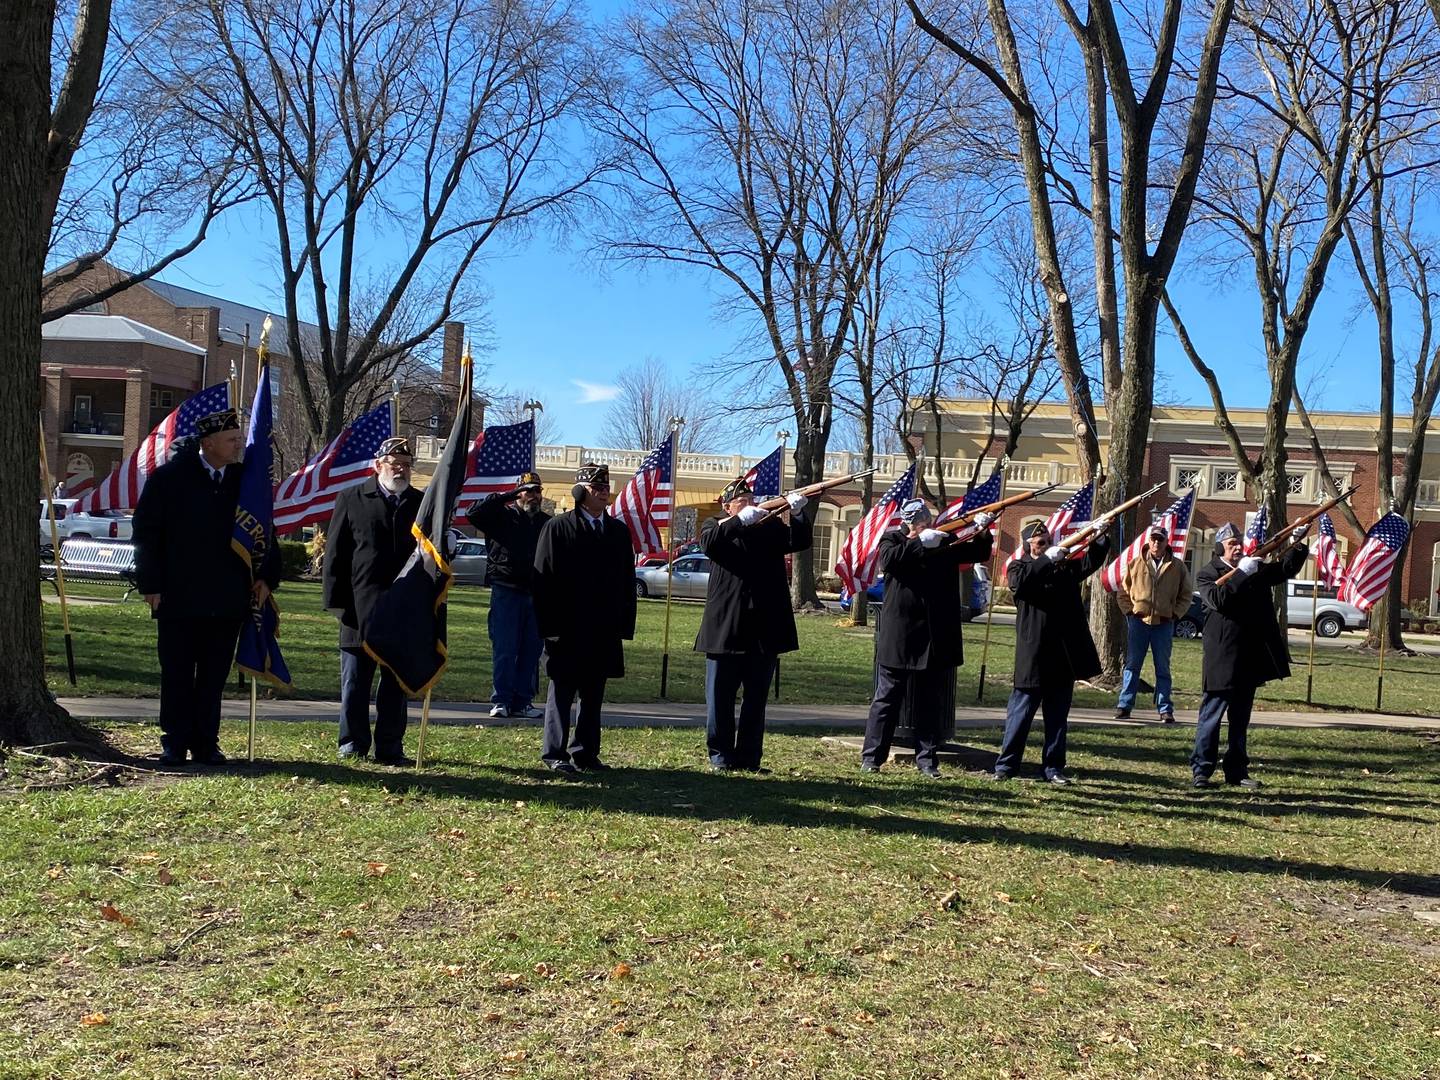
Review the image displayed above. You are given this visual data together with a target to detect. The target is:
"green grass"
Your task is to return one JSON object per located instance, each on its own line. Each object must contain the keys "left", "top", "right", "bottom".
{"left": 43, "top": 581, "right": 1440, "bottom": 716}
{"left": 1, "top": 721, "right": 1437, "bottom": 1078}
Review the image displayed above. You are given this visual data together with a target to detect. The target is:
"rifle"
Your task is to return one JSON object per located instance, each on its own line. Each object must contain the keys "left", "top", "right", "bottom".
{"left": 1215, "top": 485, "right": 1357, "bottom": 585}
{"left": 745, "top": 468, "right": 877, "bottom": 525}
{"left": 933, "top": 482, "right": 1062, "bottom": 535}
{"left": 1056, "top": 482, "right": 1166, "bottom": 551}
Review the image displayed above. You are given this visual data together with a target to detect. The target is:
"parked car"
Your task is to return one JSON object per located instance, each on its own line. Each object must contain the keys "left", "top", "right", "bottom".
{"left": 635, "top": 554, "right": 711, "bottom": 599}
{"left": 1174, "top": 580, "right": 1368, "bottom": 639}
{"left": 38, "top": 500, "right": 132, "bottom": 546}
{"left": 636, "top": 541, "right": 701, "bottom": 568}
{"left": 450, "top": 538, "right": 488, "bottom": 585}
{"left": 839, "top": 566, "right": 990, "bottom": 621}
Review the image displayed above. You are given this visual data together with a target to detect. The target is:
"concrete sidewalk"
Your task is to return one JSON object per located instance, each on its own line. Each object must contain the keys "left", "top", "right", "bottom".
{"left": 58, "top": 696, "right": 1440, "bottom": 731}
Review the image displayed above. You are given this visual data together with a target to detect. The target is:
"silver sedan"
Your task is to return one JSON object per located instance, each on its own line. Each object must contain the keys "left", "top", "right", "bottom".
{"left": 635, "top": 554, "right": 711, "bottom": 599}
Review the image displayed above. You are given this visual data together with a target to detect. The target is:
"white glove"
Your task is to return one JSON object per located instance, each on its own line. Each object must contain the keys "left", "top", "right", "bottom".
{"left": 1090, "top": 518, "right": 1110, "bottom": 538}
{"left": 737, "top": 505, "right": 765, "bottom": 525}
{"left": 973, "top": 511, "right": 995, "bottom": 529}
{"left": 786, "top": 491, "right": 808, "bottom": 514}
{"left": 919, "top": 529, "right": 946, "bottom": 549}
{"left": 1044, "top": 545, "right": 1065, "bottom": 562}
{"left": 1238, "top": 556, "right": 1262, "bottom": 576}
{"left": 1289, "top": 525, "right": 1309, "bottom": 542}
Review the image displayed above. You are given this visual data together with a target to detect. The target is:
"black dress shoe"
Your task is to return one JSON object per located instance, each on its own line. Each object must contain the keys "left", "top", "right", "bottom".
{"left": 547, "top": 761, "right": 581, "bottom": 777}
{"left": 157, "top": 750, "right": 186, "bottom": 767}
{"left": 573, "top": 758, "right": 612, "bottom": 772}
{"left": 1159, "top": 710, "right": 1176, "bottom": 724}
{"left": 195, "top": 748, "right": 228, "bottom": 767}
{"left": 1192, "top": 775, "right": 1212, "bottom": 789}
{"left": 1045, "top": 772, "right": 1072, "bottom": 785}
{"left": 1230, "top": 776, "right": 1263, "bottom": 789}
{"left": 1114, "top": 707, "right": 1131, "bottom": 719}
{"left": 374, "top": 754, "right": 416, "bottom": 767}
{"left": 918, "top": 766, "right": 943, "bottom": 780}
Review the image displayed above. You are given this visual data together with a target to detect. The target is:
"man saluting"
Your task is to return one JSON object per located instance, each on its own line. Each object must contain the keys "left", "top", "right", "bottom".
{"left": 695, "top": 475, "right": 812, "bottom": 772}
{"left": 531, "top": 463, "right": 637, "bottom": 775}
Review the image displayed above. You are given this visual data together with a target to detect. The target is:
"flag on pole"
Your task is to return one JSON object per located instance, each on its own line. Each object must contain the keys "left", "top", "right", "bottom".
{"left": 743, "top": 447, "right": 784, "bottom": 498}
{"left": 74, "top": 382, "right": 231, "bottom": 512}
{"left": 363, "top": 359, "right": 474, "bottom": 696}
{"left": 936, "top": 469, "right": 1003, "bottom": 525}
{"left": 1243, "top": 504, "right": 1268, "bottom": 555}
{"left": 232, "top": 333, "right": 291, "bottom": 689}
{"left": 1338, "top": 512, "right": 1409, "bottom": 611}
{"left": 834, "top": 463, "right": 917, "bottom": 596}
{"left": 610, "top": 432, "right": 674, "bottom": 553}
{"left": 274, "top": 404, "right": 393, "bottom": 534}
{"left": 1001, "top": 479, "right": 1094, "bottom": 574}
{"left": 454, "top": 418, "right": 535, "bottom": 520}
{"left": 1314, "top": 512, "right": 1345, "bottom": 589}
{"left": 1099, "top": 487, "right": 1196, "bottom": 593}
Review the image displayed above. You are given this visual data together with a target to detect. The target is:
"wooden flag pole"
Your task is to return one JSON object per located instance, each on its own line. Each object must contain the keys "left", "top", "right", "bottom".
{"left": 38, "top": 416, "right": 77, "bottom": 685}
{"left": 974, "top": 462, "right": 1010, "bottom": 704}
{"left": 416, "top": 690, "right": 434, "bottom": 770}
{"left": 658, "top": 418, "right": 685, "bottom": 698}
{"left": 1375, "top": 599, "right": 1389, "bottom": 713}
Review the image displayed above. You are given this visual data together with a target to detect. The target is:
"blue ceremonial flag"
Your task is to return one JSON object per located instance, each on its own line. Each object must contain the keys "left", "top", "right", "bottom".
{"left": 743, "top": 447, "right": 784, "bottom": 498}
{"left": 232, "top": 342, "right": 291, "bottom": 689}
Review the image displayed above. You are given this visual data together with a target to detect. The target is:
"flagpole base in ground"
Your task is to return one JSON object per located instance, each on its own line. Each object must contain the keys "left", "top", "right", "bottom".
{"left": 416, "top": 690, "right": 434, "bottom": 771}
{"left": 659, "top": 653, "right": 670, "bottom": 699}
{"left": 975, "top": 663, "right": 987, "bottom": 704}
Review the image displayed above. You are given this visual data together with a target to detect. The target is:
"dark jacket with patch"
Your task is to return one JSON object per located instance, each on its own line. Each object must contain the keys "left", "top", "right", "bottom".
{"left": 874, "top": 527, "right": 993, "bottom": 671}
{"left": 1007, "top": 537, "right": 1110, "bottom": 689}
{"left": 133, "top": 445, "right": 279, "bottom": 620}
{"left": 322, "top": 478, "right": 424, "bottom": 648}
{"left": 1197, "top": 544, "right": 1307, "bottom": 692}
{"left": 532, "top": 509, "right": 637, "bottom": 680}
{"left": 693, "top": 509, "right": 812, "bottom": 656}
{"left": 465, "top": 492, "right": 549, "bottom": 590}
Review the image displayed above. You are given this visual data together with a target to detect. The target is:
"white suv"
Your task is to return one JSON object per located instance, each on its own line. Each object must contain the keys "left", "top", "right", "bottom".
{"left": 38, "top": 500, "right": 133, "bottom": 546}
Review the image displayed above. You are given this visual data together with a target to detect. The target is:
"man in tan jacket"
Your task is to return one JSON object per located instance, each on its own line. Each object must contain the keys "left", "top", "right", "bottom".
{"left": 1115, "top": 525, "right": 1193, "bottom": 722}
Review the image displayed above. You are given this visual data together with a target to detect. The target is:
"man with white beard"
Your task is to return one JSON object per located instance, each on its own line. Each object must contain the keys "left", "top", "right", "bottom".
{"left": 323, "top": 437, "right": 425, "bottom": 764}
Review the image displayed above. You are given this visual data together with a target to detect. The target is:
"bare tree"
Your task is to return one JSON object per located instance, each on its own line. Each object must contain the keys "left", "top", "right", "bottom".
{"left": 910, "top": 0, "right": 1238, "bottom": 681}
{"left": 597, "top": 357, "right": 727, "bottom": 452}
{"left": 153, "top": 0, "right": 603, "bottom": 446}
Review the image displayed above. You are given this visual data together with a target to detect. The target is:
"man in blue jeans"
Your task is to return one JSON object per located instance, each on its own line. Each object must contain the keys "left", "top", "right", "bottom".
{"left": 1114, "top": 525, "right": 1193, "bottom": 723}
{"left": 466, "top": 471, "right": 550, "bottom": 719}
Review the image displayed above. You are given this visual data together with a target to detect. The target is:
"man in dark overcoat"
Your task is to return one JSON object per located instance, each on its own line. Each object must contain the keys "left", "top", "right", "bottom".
{"left": 694, "top": 475, "right": 812, "bottom": 771}
{"left": 323, "top": 437, "right": 424, "bottom": 764}
{"left": 466, "top": 470, "right": 550, "bottom": 720}
{"left": 861, "top": 499, "right": 994, "bottom": 777}
{"left": 1192, "top": 521, "right": 1308, "bottom": 788}
{"left": 994, "top": 519, "right": 1111, "bottom": 784}
{"left": 134, "top": 409, "right": 279, "bottom": 766}
{"left": 530, "top": 462, "right": 637, "bottom": 775}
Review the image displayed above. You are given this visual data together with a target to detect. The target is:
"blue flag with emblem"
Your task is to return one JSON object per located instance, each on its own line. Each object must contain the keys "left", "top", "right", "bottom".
{"left": 232, "top": 334, "right": 291, "bottom": 689}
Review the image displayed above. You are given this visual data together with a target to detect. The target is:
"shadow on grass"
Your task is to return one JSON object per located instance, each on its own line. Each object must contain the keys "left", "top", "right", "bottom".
{"left": 229, "top": 756, "right": 1440, "bottom": 900}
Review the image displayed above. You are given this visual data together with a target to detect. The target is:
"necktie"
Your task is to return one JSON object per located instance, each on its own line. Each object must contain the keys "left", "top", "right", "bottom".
{"left": 212, "top": 468, "right": 223, "bottom": 485}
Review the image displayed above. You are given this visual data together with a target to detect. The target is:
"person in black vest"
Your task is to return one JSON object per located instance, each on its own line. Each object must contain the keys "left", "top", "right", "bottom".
{"left": 694, "top": 475, "right": 812, "bottom": 772}
{"left": 134, "top": 409, "right": 279, "bottom": 766}
{"left": 467, "top": 470, "right": 550, "bottom": 720}
{"left": 531, "top": 462, "right": 637, "bottom": 775}
{"left": 323, "top": 437, "right": 424, "bottom": 764}
{"left": 994, "top": 518, "right": 1111, "bottom": 784}
{"left": 861, "top": 499, "right": 994, "bottom": 778}
{"left": 1192, "top": 521, "right": 1308, "bottom": 789}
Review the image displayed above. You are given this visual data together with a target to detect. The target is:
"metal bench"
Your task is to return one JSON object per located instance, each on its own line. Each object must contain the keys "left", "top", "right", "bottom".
{"left": 40, "top": 538, "right": 139, "bottom": 601}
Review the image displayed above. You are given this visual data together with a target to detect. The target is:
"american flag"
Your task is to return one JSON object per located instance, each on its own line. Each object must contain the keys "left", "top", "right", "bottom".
{"left": 743, "top": 447, "right": 783, "bottom": 498}
{"left": 1099, "top": 487, "right": 1195, "bottom": 594}
{"left": 1339, "top": 512, "right": 1409, "bottom": 611}
{"left": 274, "top": 404, "right": 392, "bottom": 534}
{"left": 610, "top": 432, "right": 674, "bottom": 553}
{"left": 1243, "top": 505, "right": 1268, "bottom": 555}
{"left": 455, "top": 419, "right": 534, "bottom": 519}
{"left": 1002, "top": 479, "right": 1094, "bottom": 574}
{"left": 74, "top": 382, "right": 231, "bottom": 512}
{"left": 833, "top": 463, "right": 916, "bottom": 596}
{"left": 1314, "top": 512, "right": 1345, "bottom": 589}
{"left": 936, "top": 469, "right": 1003, "bottom": 525}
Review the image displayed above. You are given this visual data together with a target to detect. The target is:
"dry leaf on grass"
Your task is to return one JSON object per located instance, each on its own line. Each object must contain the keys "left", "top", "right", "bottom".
{"left": 99, "top": 903, "right": 134, "bottom": 927}
{"left": 80, "top": 1013, "right": 109, "bottom": 1026}
{"left": 46, "top": 865, "right": 65, "bottom": 880}
{"left": 442, "top": 964, "right": 464, "bottom": 977}
{"left": 497, "top": 973, "right": 526, "bottom": 989}
{"left": 609, "top": 962, "right": 633, "bottom": 980}
{"left": 937, "top": 890, "right": 961, "bottom": 911}
{"left": 501, "top": 1049, "right": 527, "bottom": 1062}
{"left": 994, "top": 892, "right": 1012, "bottom": 904}
{"left": 483, "top": 1012, "right": 503, "bottom": 1023}
{"left": 364, "top": 862, "right": 390, "bottom": 877}
{"left": 337, "top": 928, "right": 358, "bottom": 940}
{"left": 157, "top": 868, "right": 175, "bottom": 886}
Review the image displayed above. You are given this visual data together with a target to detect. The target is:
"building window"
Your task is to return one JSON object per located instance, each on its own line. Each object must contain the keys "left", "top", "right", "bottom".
{"left": 160, "top": 390, "right": 173, "bottom": 408}
{"left": 149, "top": 389, "right": 158, "bottom": 408}
{"left": 1176, "top": 467, "right": 1200, "bottom": 491}
{"left": 1214, "top": 469, "right": 1239, "bottom": 493}
{"left": 1287, "top": 472, "right": 1305, "bottom": 496}
{"left": 812, "top": 524, "right": 833, "bottom": 571}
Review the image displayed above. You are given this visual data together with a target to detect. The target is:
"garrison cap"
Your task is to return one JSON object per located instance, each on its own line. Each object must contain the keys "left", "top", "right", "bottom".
{"left": 898, "top": 499, "right": 931, "bottom": 523}
{"left": 720, "top": 476, "right": 752, "bottom": 503}
{"left": 576, "top": 461, "right": 609, "bottom": 485}
{"left": 1022, "top": 521, "right": 1050, "bottom": 541}
{"left": 196, "top": 409, "right": 240, "bottom": 437}
{"left": 1215, "top": 522, "right": 1238, "bottom": 543}
{"left": 377, "top": 436, "right": 413, "bottom": 459}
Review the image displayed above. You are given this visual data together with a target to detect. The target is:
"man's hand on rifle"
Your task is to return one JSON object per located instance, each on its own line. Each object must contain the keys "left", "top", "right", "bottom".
{"left": 1044, "top": 545, "right": 1066, "bottom": 562}
{"left": 1238, "top": 556, "right": 1262, "bottom": 576}
{"left": 972, "top": 511, "right": 995, "bottom": 529}
{"left": 1089, "top": 518, "right": 1110, "bottom": 538}
{"left": 737, "top": 505, "right": 765, "bottom": 525}
{"left": 1289, "top": 524, "right": 1309, "bottom": 542}
{"left": 919, "top": 529, "right": 946, "bottom": 549}
{"left": 786, "top": 492, "right": 808, "bottom": 514}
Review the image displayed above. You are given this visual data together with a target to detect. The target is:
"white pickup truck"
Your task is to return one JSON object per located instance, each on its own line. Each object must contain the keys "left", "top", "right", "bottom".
{"left": 38, "top": 499, "right": 133, "bottom": 546}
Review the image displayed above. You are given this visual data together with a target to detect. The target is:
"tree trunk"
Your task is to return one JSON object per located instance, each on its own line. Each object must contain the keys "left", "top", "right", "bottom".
{"left": 0, "top": 0, "right": 98, "bottom": 747}
{"left": 788, "top": 428, "right": 826, "bottom": 609}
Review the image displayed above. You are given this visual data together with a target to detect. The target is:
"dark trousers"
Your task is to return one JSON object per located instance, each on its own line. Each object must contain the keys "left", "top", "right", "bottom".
{"left": 863, "top": 665, "right": 945, "bottom": 771}
{"left": 996, "top": 683, "right": 1074, "bottom": 778}
{"left": 339, "top": 647, "right": 409, "bottom": 757}
{"left": 705, "top": 653, "right": 776, "bottom": 768}
{"left": 489, "top": 584, "right": 542, "bottom": 710}
{"left": 542, "top": 676, "right": 606, "bottom": 765}
{"left": 1192, "top": 685, "right": 1256, "bottom": 782}
{"left": 157, "top": 616, "right": 242, "bottom": 757}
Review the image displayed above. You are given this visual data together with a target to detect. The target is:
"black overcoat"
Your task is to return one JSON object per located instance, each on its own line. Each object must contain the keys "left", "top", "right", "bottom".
{"left": 531, "top": 509, "right": 638, "bottom": 680}
{"left": 1196, "top": 544, "right": 1307, "bottom": 692}
{"left": 693, "top": 509, "right": 812, "bottom": 656}
{"left": 466, "top": 492, "right": 549, "bottom": 590}
{"left": 1007, "top": 537, "right": 1110, "bottom": 689}
{"left": 873, "top": 527, "right": 994, "bottom": 671}
{"left": 322, "top": 478, "right": 423, "bottom": 648}
{"left": 133, "top": 444, "right": 279, "bottom": 620}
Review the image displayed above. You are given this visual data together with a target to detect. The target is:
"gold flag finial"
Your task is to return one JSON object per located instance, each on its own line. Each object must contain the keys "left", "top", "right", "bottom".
{"left": 257, "top": 315, "right": 274, "bottom": 367}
